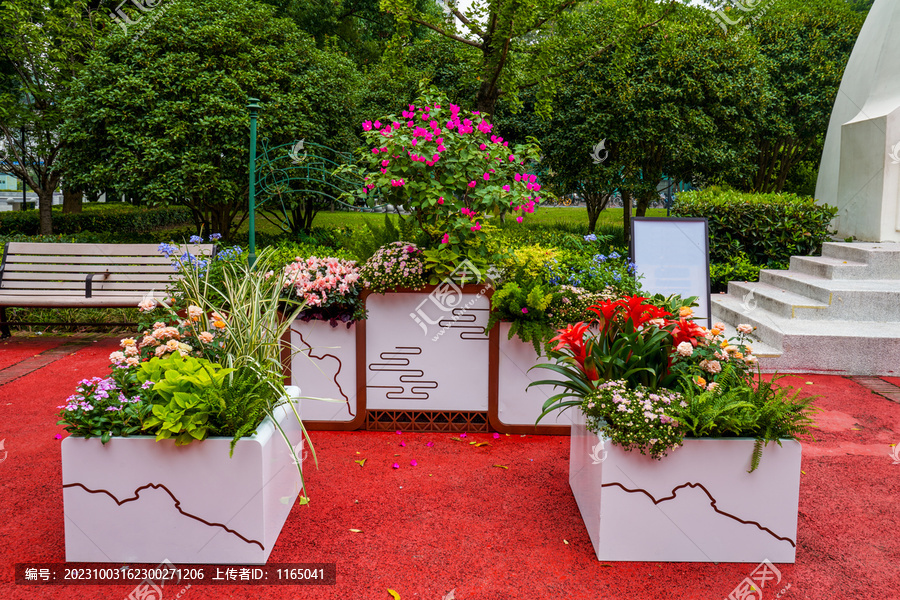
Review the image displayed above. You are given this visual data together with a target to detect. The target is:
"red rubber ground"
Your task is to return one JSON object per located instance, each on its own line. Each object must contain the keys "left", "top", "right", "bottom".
{"left": 1, "top": 337, "right": 898, "bottom": 599}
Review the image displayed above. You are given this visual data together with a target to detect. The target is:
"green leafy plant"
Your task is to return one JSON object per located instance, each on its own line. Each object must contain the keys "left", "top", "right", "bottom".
{"left": 137, "top": 354, "right": 233, "bottom": 445}
{"left": 672, "top": 187, "right": 837, "bottom": 265}
{"left": 673, "top": 367, "right": 817, "bottom": 472}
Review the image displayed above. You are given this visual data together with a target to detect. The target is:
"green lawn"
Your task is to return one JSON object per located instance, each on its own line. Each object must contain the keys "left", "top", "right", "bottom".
{"left": 245, "top": 206, "right": 669, "bottom": 235}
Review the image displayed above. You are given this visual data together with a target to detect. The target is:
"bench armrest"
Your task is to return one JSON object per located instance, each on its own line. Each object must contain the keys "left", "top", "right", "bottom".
{"left": 85, "top": 271, "right": 111, "bottom": 298}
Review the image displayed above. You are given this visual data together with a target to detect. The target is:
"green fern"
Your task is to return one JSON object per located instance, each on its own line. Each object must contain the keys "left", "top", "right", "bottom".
{"left": 675, "top": 366, "right": 817, "bottom": 472}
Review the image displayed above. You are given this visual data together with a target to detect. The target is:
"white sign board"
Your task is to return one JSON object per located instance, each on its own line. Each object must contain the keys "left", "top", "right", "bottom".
{"left": 631, "top": 218, "right": 711, "bottom": 327}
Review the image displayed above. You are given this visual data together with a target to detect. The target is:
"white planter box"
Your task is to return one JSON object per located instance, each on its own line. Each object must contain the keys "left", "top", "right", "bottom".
{"left": 290, "top": 319, "right": 358, "bottom": 423}
{"left": 365, "top": 289, "right": 490, "bottom": 411}
{"left": 569, "top": 410, "right": 801, "bottom": 563}
{"left": 495, "top": 322, "right": 571, "bottom": 429}
{"left": 62, "top": 387, "right": 304, "bottom": 565}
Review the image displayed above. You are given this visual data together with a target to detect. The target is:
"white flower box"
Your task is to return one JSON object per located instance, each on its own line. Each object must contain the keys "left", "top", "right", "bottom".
{"left": 61, "top": 388, "right": 304, "bottom": 565}
{"left": 494, "top": 322, "right": 571, "bottom": 432}
{"left": 569, "top": 409, "right": 801, "bottom": 563}
{"left": 290, "top": 320, "right": 360, "bottom": 426}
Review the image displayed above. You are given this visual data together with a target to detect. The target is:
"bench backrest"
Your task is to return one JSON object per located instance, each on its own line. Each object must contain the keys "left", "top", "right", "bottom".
{"left": 0, "top": 242, "right": 216, "bottom": 299}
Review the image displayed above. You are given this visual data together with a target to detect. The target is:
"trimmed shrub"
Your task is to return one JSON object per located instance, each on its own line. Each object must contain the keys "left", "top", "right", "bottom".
{"left": 672, "top": 187, "right": 837, "bottom": 264}
{"left": 0, "top": 203, "right": 192, "bottom": 236}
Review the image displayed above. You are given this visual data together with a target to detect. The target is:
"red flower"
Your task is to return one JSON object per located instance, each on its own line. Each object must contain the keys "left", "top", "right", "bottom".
{"left": 669, "top": 317, "right": 707, "bottom": 348}
{"left": 550, "top": 322, "right": 598, "bottom": 380}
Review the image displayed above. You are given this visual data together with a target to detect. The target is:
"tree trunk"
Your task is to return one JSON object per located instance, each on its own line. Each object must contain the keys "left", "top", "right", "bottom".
{"left": 62, "top": 186, "right": 83, "bottom": 214}
{"left": 623, "top": 191, "right": 633, "bottom": 249}
{"left": 38, "top": 189, "right": 54, "bottom": 235}
{"left": 585, "top": 191, "right": 611, "bottom": 233}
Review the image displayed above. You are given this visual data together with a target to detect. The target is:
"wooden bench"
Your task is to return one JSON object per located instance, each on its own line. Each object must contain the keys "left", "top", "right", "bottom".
{"left": 0, "top": 242, "right": 215, "bottom": 337}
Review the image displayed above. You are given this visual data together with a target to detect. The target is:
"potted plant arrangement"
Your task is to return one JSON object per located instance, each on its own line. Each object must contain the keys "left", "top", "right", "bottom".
{"left": 333, "top": 87, "right": 545, "bottom": 424}
{"left": 487, "top": 236, "right": 638, "bottom": 432}
{"left": 58, "top": 241, "right": 311, "bottom": 564}
{"left": 280, "top": 253, "right": 365, "bottom": 426}
{"left": 531, "top": 296, "right": 815, "bottom": 562}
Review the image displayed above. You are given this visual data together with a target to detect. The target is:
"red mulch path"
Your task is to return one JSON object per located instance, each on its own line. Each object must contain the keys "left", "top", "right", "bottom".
{"left": 0, "top": 336, "right": 67, "bottom": 371}
{"left": 1, "top": 342, "right": 899, "bottom": 600}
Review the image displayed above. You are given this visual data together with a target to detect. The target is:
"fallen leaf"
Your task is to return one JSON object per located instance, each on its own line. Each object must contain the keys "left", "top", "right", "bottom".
{"left": 388, "top": 589, "right": 401, "bottom": 600}
{"left": 442, "top": 589, "right": 456, "bottom": 600}
{"left": 563, "top": 539, "right": 569, "bottom": 545}
{"left": 297, "top": 496, "right": 310, "bottom": 505}
{"left": 493, "top": 464, "right": 509, "bottom": 470}
{"left": 474, "top": 442, "right": 490, "bottom": 447}
{"left": 850, "top": 428, "right": 861, "bottom": 431}
{"left": 801, "top": 471, "right": 806, "bottom": 475}
{"left": 806, "top": 381, "right": 814, "bottom": 385}
{"left": 450, "top": 437, "right": 464, "bottom": 442}
{"left": 349, "top": 529, "right": 362, "bottom": 533}
{"left": 354, "top": 459, "right": 367, "bottom": 467}
{"left": 891, "top": 444, "right": 897, "bottom": 447}
{"left": 469, "top": 441, "right": 477, "bottom": 445}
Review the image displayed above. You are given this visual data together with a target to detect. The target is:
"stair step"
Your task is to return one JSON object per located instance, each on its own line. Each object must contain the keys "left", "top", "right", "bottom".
{"left": 790, "top": 255, "right": 870, "bottom": 280}
{"left": 821, "top": 242, "right": 900, "bottom": 278}
{"left": 710, "top": 293, "right": 786, "bottom": 349}
{"left": 726, "top": 281, "right": 829, "bottom": 319}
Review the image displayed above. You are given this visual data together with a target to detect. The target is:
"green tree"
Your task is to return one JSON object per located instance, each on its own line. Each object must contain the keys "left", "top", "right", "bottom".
{"left": 535, "top": 4, "right": 768, "bottom": 237}
{"left": 286, "top": 0, "right": 444, "bottom": 67}
{"left": 0, "top": 0, "right": 104, "bottom": 233}
{"left": 381, "top": 0, "right": 679, "bottom": 116}
{"left": 61, "top": 0, "right": 362, "bottom": 240}
{"left": 738, "top": 0, "right": 864, "bottom": 193}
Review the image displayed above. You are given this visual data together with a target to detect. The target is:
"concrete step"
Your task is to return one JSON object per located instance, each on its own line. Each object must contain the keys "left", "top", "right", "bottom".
{"left": 726, "top": 281, "right": 829, "bottom": 320}
{"left": 821, "top": 242, "right": 900, "bottom": 278}
{"left": 711, "top": 293, "right": 900, "bottom": 376}
{"left": 760, "top": 270, "right": 900, "bottom": 320}
{"left": 710, "top": 293, "right": 786, "bottom": 350}
{"left": 789, "top": 255, "right": 870, "bottom": 280}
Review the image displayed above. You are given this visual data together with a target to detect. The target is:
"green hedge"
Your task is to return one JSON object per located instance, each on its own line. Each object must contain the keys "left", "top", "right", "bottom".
{"left": 672, "top": 187, "right": 837, "bottom": 265}
{"left": 0, "top": 203, "right": 193, "bottom": 236}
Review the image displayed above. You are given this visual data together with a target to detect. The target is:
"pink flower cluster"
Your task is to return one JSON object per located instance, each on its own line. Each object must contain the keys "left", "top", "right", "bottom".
{"left": 282, "top": 256, "right": 361, "bottom": 308}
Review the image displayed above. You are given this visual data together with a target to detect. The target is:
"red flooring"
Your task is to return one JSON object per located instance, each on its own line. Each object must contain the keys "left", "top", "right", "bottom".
{"left": 0, "top": 337, "right": 899, "bottom": 599}
{"left": 0, "top": 337, "right": 66, "bottom": 371}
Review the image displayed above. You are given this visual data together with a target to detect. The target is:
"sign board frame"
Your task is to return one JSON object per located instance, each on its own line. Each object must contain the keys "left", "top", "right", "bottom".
{"left": 629, "top": 217, "right": 712, "bottom": 328}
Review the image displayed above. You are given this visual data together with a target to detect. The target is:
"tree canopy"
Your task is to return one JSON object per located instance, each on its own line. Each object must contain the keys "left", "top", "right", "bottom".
{"left": 60, "top": 0, "right": 362, "bottom": 239}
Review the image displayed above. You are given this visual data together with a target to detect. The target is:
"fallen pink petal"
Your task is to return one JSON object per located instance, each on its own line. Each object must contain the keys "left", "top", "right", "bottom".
{"left": 410, "top": 460, "right": 418, "bottom": 467}
{"left": 392, "top": 463, "right": 400, "bottom": 469}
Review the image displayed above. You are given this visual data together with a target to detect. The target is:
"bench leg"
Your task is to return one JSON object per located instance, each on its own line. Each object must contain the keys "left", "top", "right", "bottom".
{"left": 0, "top": 307, "right": 10, "bottom": 338}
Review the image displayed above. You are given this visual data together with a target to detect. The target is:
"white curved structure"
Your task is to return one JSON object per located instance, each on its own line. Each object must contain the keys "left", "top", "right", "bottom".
{"left": 816, "top": 0, "right": 900, "bottom": 242}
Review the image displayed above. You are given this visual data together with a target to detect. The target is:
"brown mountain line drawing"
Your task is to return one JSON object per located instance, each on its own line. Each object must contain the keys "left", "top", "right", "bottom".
{"left": 295, "top": 328, "right": 353, "bottom": 415}
{"left": 63, "top": 482, "right": 264, "bottom": 549}
{"left": 601, "top": 481, "right": 795, "bottom": 547}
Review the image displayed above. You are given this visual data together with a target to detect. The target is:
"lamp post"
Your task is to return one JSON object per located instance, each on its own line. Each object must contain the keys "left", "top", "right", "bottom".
{"left": 247, "top": 97, "right": 260, "bottom": 268}
{"left": 21, "top": 127, "right": 26, "bottom": 211}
